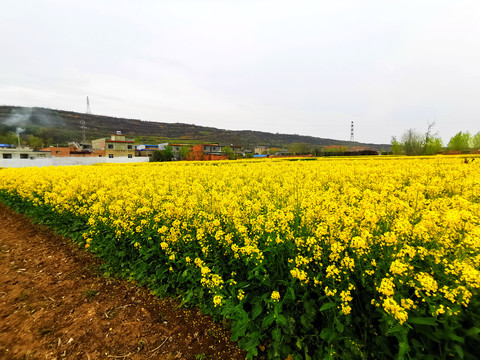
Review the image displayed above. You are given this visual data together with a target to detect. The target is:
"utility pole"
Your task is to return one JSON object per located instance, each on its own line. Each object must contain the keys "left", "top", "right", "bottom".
{"left": 86, "top": 96, "right": 91, "bottom": 114}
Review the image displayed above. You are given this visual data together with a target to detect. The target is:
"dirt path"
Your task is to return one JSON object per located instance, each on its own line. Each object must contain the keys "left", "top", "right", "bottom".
{"left": 0, "top": 203, "right": 246, "bottom": 360}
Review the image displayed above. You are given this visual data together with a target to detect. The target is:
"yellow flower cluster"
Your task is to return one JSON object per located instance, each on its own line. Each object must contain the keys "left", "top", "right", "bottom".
{"left": 213, "top": 295, "right": 223, "bottom": 307}
{"left": 271, "top": 291, "right": 281, "bottom": 302}
{"left": 0, "top": 155, "right": 479, "bottom": 326}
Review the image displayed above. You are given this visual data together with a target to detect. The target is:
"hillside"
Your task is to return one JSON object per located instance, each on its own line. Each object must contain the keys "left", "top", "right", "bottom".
{"left": 0, "top": 106, "right": 388, "bottom": 150}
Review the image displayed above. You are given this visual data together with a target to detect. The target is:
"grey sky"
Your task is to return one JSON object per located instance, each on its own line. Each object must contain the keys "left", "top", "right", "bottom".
{"left": 1, "top": 0, "right": 479, "bottom": 144}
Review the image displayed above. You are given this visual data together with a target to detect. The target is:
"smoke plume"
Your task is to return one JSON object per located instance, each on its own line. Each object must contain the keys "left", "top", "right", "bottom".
{"left": 4, "top": 108, "right": 32, "bottom": 127}
{"left": 3, "top": 107, "right": 64, "bottom": 127}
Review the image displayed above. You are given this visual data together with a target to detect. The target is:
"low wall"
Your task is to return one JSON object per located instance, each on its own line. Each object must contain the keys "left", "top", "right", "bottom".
{"left": 0, "top": 157, "right": 150, "bottom": 168}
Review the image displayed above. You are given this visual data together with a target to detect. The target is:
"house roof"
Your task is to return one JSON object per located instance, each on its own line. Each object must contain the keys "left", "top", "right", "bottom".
{"left": 105, "top": 140, "right": 135, "bottom": 143}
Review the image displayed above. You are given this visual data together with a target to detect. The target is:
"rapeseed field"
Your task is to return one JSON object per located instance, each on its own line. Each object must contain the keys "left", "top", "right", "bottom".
{"left": 0, "top": 156, "right": 479, "bottom": 359}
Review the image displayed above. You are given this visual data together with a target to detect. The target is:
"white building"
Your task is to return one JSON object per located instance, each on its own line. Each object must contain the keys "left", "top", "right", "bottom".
{"left": 0, "top": 146, "right": 51, "bottom": 160}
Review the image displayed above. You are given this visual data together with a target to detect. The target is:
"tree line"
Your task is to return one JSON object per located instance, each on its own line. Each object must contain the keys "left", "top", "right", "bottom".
{"left": 391, "top": 124, "right": 480, "bottom": 156}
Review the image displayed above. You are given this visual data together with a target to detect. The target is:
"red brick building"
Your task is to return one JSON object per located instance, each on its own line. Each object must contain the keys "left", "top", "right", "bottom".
{"left": 40, "top": 143, "right": 104, "bottom": 157}
{"left": 187, "top": 144, "right": 228, "bottom": 161}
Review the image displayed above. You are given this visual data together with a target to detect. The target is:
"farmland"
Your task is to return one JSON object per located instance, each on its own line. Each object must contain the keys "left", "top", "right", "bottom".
{"left": 1, "top": 156, "right": 479, "bottom": 359}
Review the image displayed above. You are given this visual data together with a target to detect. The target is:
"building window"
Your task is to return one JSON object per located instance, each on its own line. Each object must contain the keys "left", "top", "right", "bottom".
{"left": 127, "top": 145, "right": 132, "bottom": 150}
{"left": 2, "top": 154, "right": 12, "bottom": 159}
{"left": 128, "top": 154, "right": 132, "bottom": 158}
{"left": 108, "top": 154, "right": 114, "bottom": 158}
{"left": 55, "top": 150, "right": 60, "bottom": 154}
{"left": 107, "top": 144, "right": 114, "bottom": 149}
{"left": 20, "top": 154, "right": 29, "bottom": 159}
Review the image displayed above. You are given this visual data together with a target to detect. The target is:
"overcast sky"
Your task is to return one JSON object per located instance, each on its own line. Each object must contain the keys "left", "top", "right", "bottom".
{"left": 1, "top": 1, "right": 480, "bottom": 144}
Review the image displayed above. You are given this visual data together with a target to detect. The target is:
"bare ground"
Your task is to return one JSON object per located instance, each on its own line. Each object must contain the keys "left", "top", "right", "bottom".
{"left": 0, "top": 202, "right": 246, "bottom": 360}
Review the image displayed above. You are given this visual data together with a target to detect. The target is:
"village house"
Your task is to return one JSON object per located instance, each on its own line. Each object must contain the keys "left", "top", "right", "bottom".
{"left": 188, "top": 144, "right": 227, "bottom": 161}
{"left": 91, "top": 131, "right": 135, "bottom": 158}
{"left": 0, "top": 144, "right": 51, "bottom": 160}
{"left": 40, "top": 142, "right": 103, "bottom": 157}
{"left": 135, "top": 144, "right": 161, "bottom": 157}
{"left": 136, "top": 142, "right": 246, "bottom": 161}
{"left": 135, "top": 143, "right": 189, "bottom": 160}
{"left": 254, "top": 146, "right": 269, "bottom": 155}
{"left": 167, "top": 143, "right": 188, "bottom": 160}
{"left": 230, "top": 145, "right": 245, "bottom": 156}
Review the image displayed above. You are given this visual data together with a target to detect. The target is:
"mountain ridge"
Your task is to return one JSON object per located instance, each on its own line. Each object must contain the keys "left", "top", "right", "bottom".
{"left": 0, "top": 105, "right": 389, "bottom": 150}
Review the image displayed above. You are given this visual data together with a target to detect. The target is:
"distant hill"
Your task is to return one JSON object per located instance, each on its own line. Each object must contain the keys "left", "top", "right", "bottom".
{"left": 0, "top": 106, "right": 389, "bottom": 150}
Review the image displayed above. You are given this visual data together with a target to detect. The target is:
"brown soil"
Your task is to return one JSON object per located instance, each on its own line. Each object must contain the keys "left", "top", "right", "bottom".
{"left": 0, "top": 203, "right": 246, "bottom": 360}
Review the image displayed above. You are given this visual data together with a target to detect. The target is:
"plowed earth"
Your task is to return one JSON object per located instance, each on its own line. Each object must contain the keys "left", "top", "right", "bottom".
{"left": 0, "top": 203, "right": 246, "bottom": 360}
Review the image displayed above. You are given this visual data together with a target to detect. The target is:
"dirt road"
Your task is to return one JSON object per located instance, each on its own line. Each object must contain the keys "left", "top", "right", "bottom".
{"left": 0, "top": 203, "right": 246, "bottom": 360}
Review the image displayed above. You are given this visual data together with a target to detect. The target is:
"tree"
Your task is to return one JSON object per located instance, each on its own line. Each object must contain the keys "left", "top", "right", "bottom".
{"left": 424, "top": 136, "right": 443, "bottom": 155}
{"left": 28, "top": 135, "right": 44, "bottom": 150}
{"left": 311, "top": 145, "right": 323, "bottom": 156}
{"left": 45, "top": 137, "right": 54, "bottom": 147}
{"left": 289, "top": 142, "right": 311, "bottom": 155}
{"left": 0, "top": 132, "right": 18, "bottom": 146}
{"left": 448, "top": 132, "right": 471, "bottom": 152}
{"left": 221, "top": 146, "right": 235, "bottom": 160}
{"left": 179, "top": 146, "right": 192, "bottom": 160}
{"left": 392, "top": 123, "right": 445, "bottom": 156}
{"left": 471, "top": 132, "right": 480, "bottom": 150}
{"left": 401, "top": 129, "right": 424, "bottom": 156}
{"left": 325, "top": 145, "right": 348, "bottom": 153}
{"left": 391, "top": 136, "right": 404, "bottom": 155}
{"left": 269, "top": 147, "right": 280, "bottom": 155}
{"left": 150, "top": 145, "right": 174, "bottom": 162}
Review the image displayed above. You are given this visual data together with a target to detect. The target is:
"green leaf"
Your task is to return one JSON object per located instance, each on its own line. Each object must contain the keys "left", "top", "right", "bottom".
{"left": 320, "top": 328, "right": 331, "bottom": 341}
{"left": 239, "top": 332, "right": 260, "bottom": 357}
{"left": 276, "top": 314, "right": 287, "bottom": 326}
{"left": 303, "top": 299, "right": 316, "bottom": 317}
{"left": 252, "top": 303, "right": 263, "bottom": 320}
{"left": 300, "top": 314, "right": 313, "bottom": 330}
{"left": 336, "top": 322, "right": 344, "bottom": 334}
{"left": 387, "top": 324, "right": 404, "bottom": 334}
{"left": 409, "top": 317, "right": 437, "bottom": 326}
{"left": 296, "top": 338, "right": 302, "bottom": 349}
{"left": 231, "top": 321, "right": 248, "bottom": 341}
{"left": 184, "top": 290, "right": 193, "bottom": 302}
{"left": 319, "top": 302, "right": 336, "bottom": 312}
{"left": 320, "top": 327, "right": 338, "bottom": 343}
{"left": 454, "top": 344, "right": 464, "bottom": 359}
{"left": 262, "top": 312, "right": 276, "bottom": 327}
{"left": 439, "top": 327, "right": 465, "bottom": 344}
{"left": 284, "top": 287, "right": 295, "bottom": 302}
{"left": 465, "top": 327, "right": 480, "bottom": 337}
{"left": 397, "top": 341, "right": 410, "bottom": 359}
{"left": 272, "top": 327, "right": 282, "bottom": 342}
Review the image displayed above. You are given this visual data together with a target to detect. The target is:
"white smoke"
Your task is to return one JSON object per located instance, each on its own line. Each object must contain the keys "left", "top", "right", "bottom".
{"left": 15, "top": 127, "right": 25, "bottom": 147}
{"left": 4, "top": 108, "right": 32, "bottom": 127}
{"left": 2, "top": 107, "right": 63, "bottom": 128}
